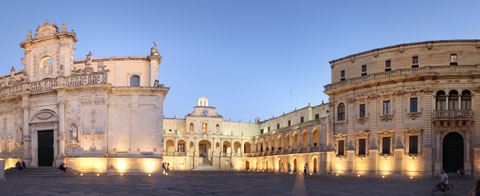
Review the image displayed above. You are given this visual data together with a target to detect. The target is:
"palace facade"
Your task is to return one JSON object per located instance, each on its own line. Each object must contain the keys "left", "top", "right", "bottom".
{"left": 0, "top": 21, "right": 168, "bottom": 174}
{"left": 165, "top": 40, "right": 480, "bottom": 177}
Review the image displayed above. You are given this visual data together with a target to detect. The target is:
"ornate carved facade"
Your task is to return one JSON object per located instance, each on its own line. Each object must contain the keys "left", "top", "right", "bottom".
{"left": 0, "top": 22, "right": 169, "bottom": 174}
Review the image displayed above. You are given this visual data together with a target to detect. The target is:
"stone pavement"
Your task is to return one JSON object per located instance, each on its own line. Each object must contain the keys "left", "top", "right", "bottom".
{"left": 0, "top": 171, "right": 475, "bottom": 195}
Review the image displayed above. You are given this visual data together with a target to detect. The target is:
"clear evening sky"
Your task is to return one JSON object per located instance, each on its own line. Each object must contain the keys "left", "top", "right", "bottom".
{"left": 1, "top": 0, "right": 479, "bottom": 122}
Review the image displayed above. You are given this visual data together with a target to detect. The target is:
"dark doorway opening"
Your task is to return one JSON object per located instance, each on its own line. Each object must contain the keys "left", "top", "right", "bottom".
{"left": 442, "top": 132, "right": 464, "bottom": 172}
{"left": 38, "top": 130, "right": 54, "bottom": 166}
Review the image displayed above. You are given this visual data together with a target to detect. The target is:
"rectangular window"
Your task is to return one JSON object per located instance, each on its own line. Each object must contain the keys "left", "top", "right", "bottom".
{"left": 300, "top": 116, "right": 304, "bottom": 123}
{"left": 385, "top": 60, "right": 392, "bottom": 71}
{"left": 450, "top": 54, "right": 458, "bottom": 65}
{"left": 260, "top": 129, "right": 264, "bottom": 134}
{"left": 412, "top": 56, "right": 419, "bottom": 68}
{"left": 409, "top": 135, "right": 418, "bottom": 154}
{"left": 315, "top": 114, "right": 320, "bottom": 120}
{"left": 410, "top": 98, "right": 418, "bottom": 113}
{"left": 268, "top": 127, "right": 270, "bottom": 132}
{"left": 277, "top": 123, "right": 280, "bottom": 129}
{"left": 340, "top": 70, "right": 345, "bottom": 81}
{"left": 383, "top": 100, "right": 391, "bottom": 115}
{"left": 361, "top": 65, "right": 367, "bottom": 76}
{"left": 288, "top": 120, "right": 291, "bottom": 126}
{"left": 358, "top": 139, "right": 366, "bottom": 155}
{"left": 382, "top": 137, "right": 391, "bottom": 155}
{"left": 359, "top": 104, "right": 366, "bottom": 118}
{"left": 338, "top": 140, "right": 345, "bottom": 156}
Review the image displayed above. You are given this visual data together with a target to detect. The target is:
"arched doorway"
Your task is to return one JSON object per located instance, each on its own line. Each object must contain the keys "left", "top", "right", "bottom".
{"left": 313, "top": 157, "right": 318, "bottom": 173}
{"left": 265, "top": 160, "right": 269, "bottom": 171}
{"left": 293, "top": 159, "right": 297, "bottom": 172}
{"left": 443, "top": 132, "right": 464, "bottom": 172}
{"left": 246, "top": 161, "right": 250, "bottom": 170}
{"left": 278, "top": 159, "right": 282, "bottom": 172}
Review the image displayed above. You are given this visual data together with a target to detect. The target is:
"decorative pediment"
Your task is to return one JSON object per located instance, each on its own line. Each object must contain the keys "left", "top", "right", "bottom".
{"left": 377, "top": 129, "right": 395, "bottom": 136}
{"left": 403, "top": 128, "right": 423, "bottom": 135}
{"left": 30, "top": 109, "right": 58, "bottom": 123}
{"left": 34, "top": 21, "right": 59, "bottom": 39}
{"left": 354, "top": 130, "right": 370, "bottom": 138}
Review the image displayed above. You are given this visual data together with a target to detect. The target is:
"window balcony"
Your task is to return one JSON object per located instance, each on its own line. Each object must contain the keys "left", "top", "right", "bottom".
{"left": 434, "top": 110, "right": 473, "bottom": 120}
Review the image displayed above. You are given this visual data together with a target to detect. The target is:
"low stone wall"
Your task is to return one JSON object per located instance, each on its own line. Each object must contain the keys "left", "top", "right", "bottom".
{"left": 64, "top": 157, "right": 162, "bottom": 174}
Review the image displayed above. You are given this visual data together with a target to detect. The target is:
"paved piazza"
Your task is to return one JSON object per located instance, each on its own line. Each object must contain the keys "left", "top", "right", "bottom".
{"left": 0, "top": 172, "right": 475, "bottom": 195}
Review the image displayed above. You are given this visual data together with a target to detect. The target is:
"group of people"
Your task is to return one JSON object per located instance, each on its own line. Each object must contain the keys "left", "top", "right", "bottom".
{"left": 15, "top": 160, "right": 26, "bottom": 170}
{"left": 162, "top": 162, "right": 170, "bottom": 175}
{"left": 278, "top": 163, "right": 309, "bottom": 175}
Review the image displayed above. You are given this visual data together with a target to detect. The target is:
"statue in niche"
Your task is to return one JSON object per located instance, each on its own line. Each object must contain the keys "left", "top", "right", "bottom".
{"left": 69, "top": 124, "right": 78, "bottom": 142}
{"left": 16, "top": 128, "right": 23, "bottom": 144}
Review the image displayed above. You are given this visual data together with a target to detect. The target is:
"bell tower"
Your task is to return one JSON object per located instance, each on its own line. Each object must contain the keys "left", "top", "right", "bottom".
{"left": 20, "top": 21, "right": 78, "bottom": 82}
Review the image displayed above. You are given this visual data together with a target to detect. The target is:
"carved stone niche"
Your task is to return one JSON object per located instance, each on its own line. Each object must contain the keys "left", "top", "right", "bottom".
{"left": 407, "top": 112, "right": 422, "bottom": 120}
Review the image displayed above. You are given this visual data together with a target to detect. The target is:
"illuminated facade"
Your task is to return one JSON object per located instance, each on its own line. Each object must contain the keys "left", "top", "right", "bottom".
{"left": 163, "top": 98, "right": 329, "bottom": 173}
{"left": 165, "top": 40, "right": 480, "bottom": 177}
{"left": 326, "top": 40, "right": 480, "bottom": 176}
{"left": 0, "top": 21, "right": 168, "bottom": 173}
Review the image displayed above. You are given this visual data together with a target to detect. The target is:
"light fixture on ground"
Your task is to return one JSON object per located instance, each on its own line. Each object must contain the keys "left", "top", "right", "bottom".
{"left": 382, "top": 175, "right": 385, "bottom": 178}
{"left": 357, "top": 174, "right": 360, "bottom": 177}
{"left": 96, "top": 174, "right": 100, "bottom": 176}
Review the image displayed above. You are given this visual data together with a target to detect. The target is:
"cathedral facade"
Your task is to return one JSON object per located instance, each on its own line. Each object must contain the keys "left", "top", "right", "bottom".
{"left": 0, "top": 21, "right": 168, "bottom": 174}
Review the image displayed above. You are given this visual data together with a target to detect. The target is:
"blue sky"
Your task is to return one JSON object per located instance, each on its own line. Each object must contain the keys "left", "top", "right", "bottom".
{"left": 1, "top": 0, "right": 479, "bottom": 122}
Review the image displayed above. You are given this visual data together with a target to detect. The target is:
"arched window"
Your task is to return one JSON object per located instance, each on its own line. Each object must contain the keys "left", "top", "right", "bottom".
{"left": 189, "top": 123, "right": 194, "bottom": 132}
{"left": 216, "top": 124, "right": 220, "bottom": 132}
{"left": 448, "top": 90, "right": 459, "bottom": 110}
{"left": 337, "top": 103, "right": 345, "bottom": 121}
{"left": 436, "top": 91, "right": 446, "bottom": 111}
{"left": 462, "top": 90, "right": 471, "bottom": 110}
{"left": 130, "top": 75, "right": 140, "bottom": 87}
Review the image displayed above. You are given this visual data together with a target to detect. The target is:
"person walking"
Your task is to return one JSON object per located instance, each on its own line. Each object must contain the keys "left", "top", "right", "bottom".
{"left": 287, "top": 163, "right": 291, "bottom": 173}
{"left": 304, "top": 164, "right": 308, "bottom": 175}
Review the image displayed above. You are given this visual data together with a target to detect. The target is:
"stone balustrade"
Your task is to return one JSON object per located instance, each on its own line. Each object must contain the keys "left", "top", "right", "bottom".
{"left": 0, "top": 72, "right": 107, "bottom": 99}
{"left": 325, "top": 64, "right": 479, "bottom": 91}
{"left": 434, "top": 110, "right": 474, "bottom": 120}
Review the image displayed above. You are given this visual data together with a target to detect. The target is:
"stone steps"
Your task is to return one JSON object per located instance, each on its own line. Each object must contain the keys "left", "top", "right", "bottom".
{"left": 192, "top": 164, "right": 218, "bottom": 171}
{"left": 5, "top": 167, "right": 73, "bottom": 177}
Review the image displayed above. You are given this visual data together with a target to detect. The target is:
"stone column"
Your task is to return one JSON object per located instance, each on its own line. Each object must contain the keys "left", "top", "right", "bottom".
{"left": 57, "top": 96, "right": 66, "bottom": 159}
{"left": 422, "top": 87, "right": 434, "bottom": 176}
{"left": 368, "top": 94, "right": 378, "bottom": 173}
{"left": 21, "top": 94, "right": 31, "bottom": 165}
{"left": 393, "top": 91, "right": 405, "bottom": 174}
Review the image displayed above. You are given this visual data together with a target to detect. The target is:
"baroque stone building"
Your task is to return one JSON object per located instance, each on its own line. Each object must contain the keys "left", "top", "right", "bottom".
{"left": 165, "top": 40, "right": 480, "bottom": 177}
{"left": 326, "top": 40, "right": 480, "bottom": 176}
{"left": 0, "top": 21, "right": 168, "bottom": 174}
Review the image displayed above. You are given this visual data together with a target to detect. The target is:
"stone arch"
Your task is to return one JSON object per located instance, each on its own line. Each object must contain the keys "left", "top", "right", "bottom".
{"left": 301, "top": 130, "right": 309, "bottom": 148}
{"left": 292, "top": 158, "right": 298, "bottom": 172}
{"left": 244, "top": 142, "right": 251, "bottom": 153}
{"left": 277, "top": 135, "right": 283, "bottom": 151}
{"left": 165, "top": 140, "right": 175, "bottom": 153}
{"left": 312, "top": 128, "right": 320, "bottom": 147}
{"left": 234, "top": 141, "right": 242, "bottom": 153}
{"left": 245, "top": 160, "right": 250, "bottom": 170}
{"left": 30, "top": 109, "right": 58, "bottom": 123}
{"left": 312, "top": 156, "right": 318, "bottom": 173}
{"left": 284, "top": 133, "right": 290, "bottom": 149}
{"left": 223, "top": 141, "right": 231, "bottom": 153}
{"left": 177, "top": 139, "right": 186, "bottom": 152}
{"left": 292, "top": 132, "right": 299, "bottom": 149}
{"left": 442, "top": 132, "right": 464, "bottom": 172}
